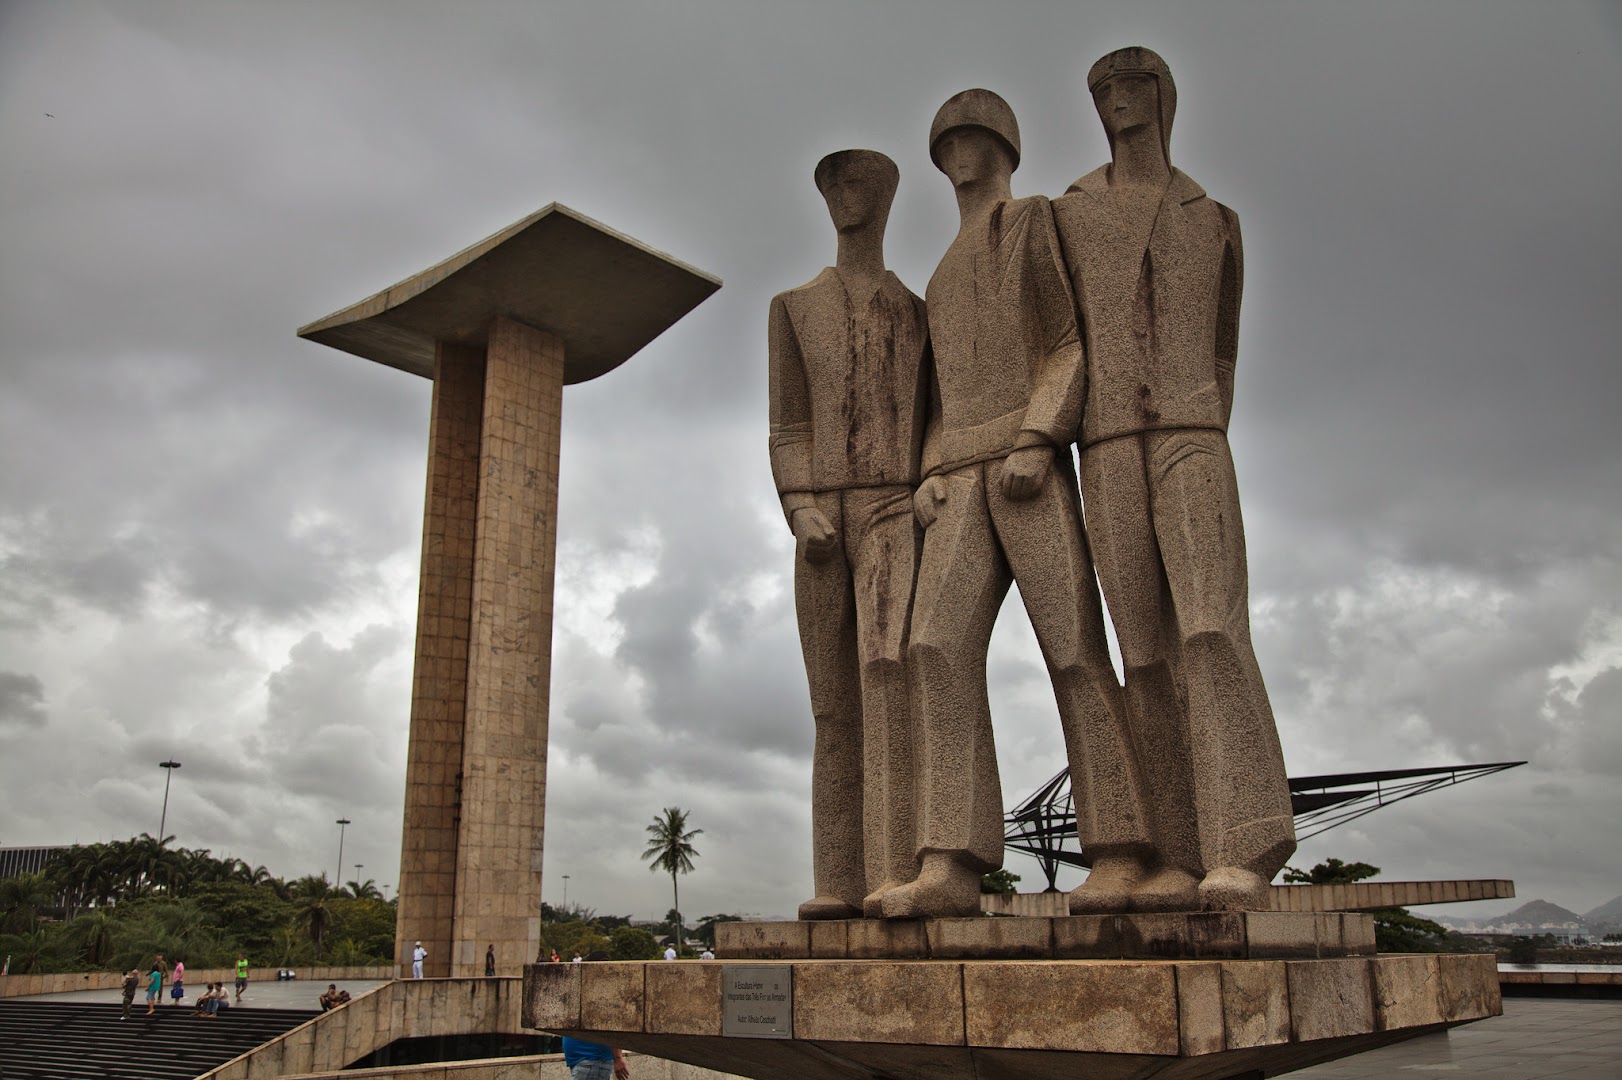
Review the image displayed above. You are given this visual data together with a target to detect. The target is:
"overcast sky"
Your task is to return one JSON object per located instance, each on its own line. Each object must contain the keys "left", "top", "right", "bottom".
{"left": 2, "top": 1, "right": 1618, "bottom": 924}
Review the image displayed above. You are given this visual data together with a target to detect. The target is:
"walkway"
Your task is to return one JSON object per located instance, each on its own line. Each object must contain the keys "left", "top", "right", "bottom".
{"left": 1293, "top": 997, "right": 1621, "bottom": 1078}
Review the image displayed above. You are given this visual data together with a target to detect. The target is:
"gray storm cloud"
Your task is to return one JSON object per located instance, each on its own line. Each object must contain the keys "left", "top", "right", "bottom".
{"left": 1, "top": 0, "right": 1618, "bottom": 921}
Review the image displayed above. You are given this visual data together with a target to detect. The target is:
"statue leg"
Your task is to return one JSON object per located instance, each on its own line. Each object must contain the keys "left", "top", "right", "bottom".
{"left": 1081, "top": 437, "right": 1202, "bottom": 910}
{"left": 1147, "top": 431, "right": 1296, "bottom": 911}
{"left": 990, "top": 449, "right": 1151, "bottom": 914}
{"left": 794, "top": 490, "right": 866, "bottom": 920}
{"left": 882, "top": 465, "right": 1008, "bottom": 919}
{"left": 848, "top": 486, "right": 923, "bottom": 915}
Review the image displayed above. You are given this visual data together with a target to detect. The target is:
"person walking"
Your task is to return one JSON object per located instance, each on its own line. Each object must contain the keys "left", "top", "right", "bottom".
{"left": 235, "top": 954, "right": 249, "bottom": 1003}
{"left": 170, "top": 959, "right": 185, "bottom": 1006}
{"left": 484, "top": 944, "right": 496, "bottom": 977}
{"left": 120, "top": 969, "right": 139, "bottom": 1019}
{"left": 144, "top": 966, "right": 162, "bottom": 1016}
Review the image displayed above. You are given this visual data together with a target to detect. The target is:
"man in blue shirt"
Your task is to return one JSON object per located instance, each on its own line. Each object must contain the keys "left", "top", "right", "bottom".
{"left": 560, "top": 1035, "right": 628, "bottom": 1080}
{"left": 561, "top": 951, "right": 629, "bottom": 1079}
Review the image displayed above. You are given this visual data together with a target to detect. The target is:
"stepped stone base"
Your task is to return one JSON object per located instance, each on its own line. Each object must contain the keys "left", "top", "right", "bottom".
{"left": 716, "top": 911, "right": 1372, "bottom": 962}
{"left": 523, "top": 953, "right": 1500, "bottom": 1080}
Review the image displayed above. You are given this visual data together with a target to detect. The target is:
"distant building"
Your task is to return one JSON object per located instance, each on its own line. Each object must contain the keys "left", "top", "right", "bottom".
{"left": 0, "top": 846, "right": 66, "bottom": 880}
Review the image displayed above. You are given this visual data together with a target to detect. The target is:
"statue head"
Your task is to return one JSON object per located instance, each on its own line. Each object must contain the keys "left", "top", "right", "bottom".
{"left": 1087, "top": 46, "right": 1176, "bottom": 165}
{"left": 929, "top": 89, "right": 1021, "bottom": 183}
{"left": 815, "top": 149, "right": 900, "bottom": 233}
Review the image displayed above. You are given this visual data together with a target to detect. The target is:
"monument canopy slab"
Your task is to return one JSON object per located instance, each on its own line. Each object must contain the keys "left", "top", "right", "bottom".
{"left": 297, "top": 202, "right": 721, "bottom": 384}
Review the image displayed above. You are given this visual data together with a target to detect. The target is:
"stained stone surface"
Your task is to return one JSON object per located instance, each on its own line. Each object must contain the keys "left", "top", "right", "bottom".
{"left": 882, "top": 88, "right": 1141, "bottom": 922}
{"left": 716, "top": 912, "right": 1372, "bottom": 962}
{"left": 300, "top": 207, "right": 718, "bottom": 976}
{"left": 775, "top": 54, "right": 1302, "bottom": 923}
{"left": 1050, "top": 47, "right": 1295, "bottom": 916}
{"left": 522, "top": 953, "right": 1501, "bottom": 1080}
{"left": 768, "top": 149, "right": 930, "bottom": 920}
{"left": 298, "top": 203, "right": 721, "bottom": 384}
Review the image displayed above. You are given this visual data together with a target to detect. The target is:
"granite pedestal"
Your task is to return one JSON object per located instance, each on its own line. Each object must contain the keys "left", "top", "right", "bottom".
{"left": 522, "top": 951, "right": 1501, "bottom": 1080}
{"left": 716, "top": 912, "right": 1374, "bottom": 962}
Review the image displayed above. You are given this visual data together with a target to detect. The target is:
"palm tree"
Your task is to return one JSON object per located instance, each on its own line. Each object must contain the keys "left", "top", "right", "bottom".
{"left": 0, "top": 872, "right": 55, "bottom": 935}
{"left": 291, "top": 875, "right": 335, "bottom": 955}
{"left": 63, "top": 909, "right": 120, "bottom": 966}
{"left": 344, "top": 878, "right": 383, "bottom": 901}
{"left": 641, "top": 807, "right": 702, "bottom": 950}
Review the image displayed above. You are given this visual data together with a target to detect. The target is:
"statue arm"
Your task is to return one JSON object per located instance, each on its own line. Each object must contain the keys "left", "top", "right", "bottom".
{"left": 919, "top": 334, "right": 942, "bottom": 476}
{"left": 1216, "top": 203, "right": 1244, "bottom": 425}
{"left": 1017, "top": 197, "right": 1085, "bottom": 448}
{"left": 914, "top": 336, "right": 947, "bottom": 526}
{"left": 768, "top": 295, "right": 816, "bottom": 524}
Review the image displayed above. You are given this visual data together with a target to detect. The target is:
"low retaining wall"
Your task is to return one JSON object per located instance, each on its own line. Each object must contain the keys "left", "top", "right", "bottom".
{"left": 283, "top": 1052, "right": 746, "bottom": 1080}
{"left": 200, "top": 978, "right": 524, "bottom": 1079}
{"left": 0, "top": 966, "right": 392, "bottom": 999}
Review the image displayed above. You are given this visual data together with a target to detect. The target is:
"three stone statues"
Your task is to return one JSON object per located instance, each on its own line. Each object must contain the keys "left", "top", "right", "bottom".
{"left": 768, "top": 48, "right": 1295, "bottom": 920}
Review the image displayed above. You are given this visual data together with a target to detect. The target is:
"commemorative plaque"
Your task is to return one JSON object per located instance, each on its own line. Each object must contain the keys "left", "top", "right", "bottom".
{"left": 720, "top": 964, "right": 792, "bottom": 1039}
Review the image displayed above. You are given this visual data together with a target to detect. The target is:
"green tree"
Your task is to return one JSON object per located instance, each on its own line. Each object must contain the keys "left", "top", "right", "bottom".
{"left": 608, "top": 925, "right": 661, "bottom": 960}
{"left": 980, "top": 869, "right": 1021, "bottom": 895}
{"left": 187, "top": 881, "right": 294, "bottom": 961}
{"left": 0, "top": 928, "right": 65, "bottom": 974}
{"left": 326, "top": 899, "right": 396, "bottom": 961}
{"left": 290, "top": 874, "right": 336, "bottom": 956}
{"left": 62, "top": 909, "right": 121, "bottom": 967}
{"left": 0, "top": 872, "right": 55, "bottom": 934}
{"left": 344, "top": 878, "right": 383, "bottom": 900}
{"left": 1282, "top": 858, "right": 1380, "bottom": 885}
{"left": 692, "top": 913, "right": 742, "bottom": 949}
{"left": 1282, "top": 857, "right": 1448, "bottom": 952}
{"left": 642, "top": 807, "right": 702, "bottom": 947}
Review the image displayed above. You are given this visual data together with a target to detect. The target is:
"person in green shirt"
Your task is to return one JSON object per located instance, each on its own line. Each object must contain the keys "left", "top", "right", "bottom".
{"left": 235, "top": 955, "right": 249, "bottom": 1003}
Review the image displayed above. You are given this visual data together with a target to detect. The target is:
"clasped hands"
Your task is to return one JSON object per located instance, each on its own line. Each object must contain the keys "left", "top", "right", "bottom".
{"left": 913, "top": 444, "right": 1052, "bottom": 529}
{"left": 792, "top": 445, "right": 1053, "bottom": 560}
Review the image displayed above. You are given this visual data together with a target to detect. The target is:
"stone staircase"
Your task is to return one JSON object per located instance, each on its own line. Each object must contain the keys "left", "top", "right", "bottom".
{"left": 0, "top": 999, "right": 317, "bottom": 1080}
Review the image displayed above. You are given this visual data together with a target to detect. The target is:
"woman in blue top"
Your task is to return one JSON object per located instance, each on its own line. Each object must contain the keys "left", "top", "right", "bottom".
{"left": 144, "top": 967, "right": 162, "bottom": 1016}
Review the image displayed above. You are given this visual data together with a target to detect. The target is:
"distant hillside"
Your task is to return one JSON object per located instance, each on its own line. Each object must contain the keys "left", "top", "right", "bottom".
{"left": 1498, "top": 899, "right": 1587, "bottom": 925}
{"left": 1584, "top": 894, "right": 1622, "bottom": 925}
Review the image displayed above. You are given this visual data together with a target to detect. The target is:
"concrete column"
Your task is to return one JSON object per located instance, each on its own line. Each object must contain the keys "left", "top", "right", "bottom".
{"left": 396, "top": 343, "right": 485, "bottom": 978}
{"left": 450, "top": 317, "right": 564, "bottom": 975}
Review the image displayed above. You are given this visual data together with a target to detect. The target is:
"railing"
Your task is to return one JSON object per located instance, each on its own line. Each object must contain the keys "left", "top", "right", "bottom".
{"left": 0, "top": 966, "right": 394, "bottom": 999}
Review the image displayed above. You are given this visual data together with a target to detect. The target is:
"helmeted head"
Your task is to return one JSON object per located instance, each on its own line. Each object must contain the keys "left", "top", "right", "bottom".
{"left": 929, "top": 88, "right": 1021, "bottom": 177}
{"left": 814, "top": 149, "right": 899, "bottom": 233}
{"left": 1087, "top": 46, "right": 1176, "bottom": 164}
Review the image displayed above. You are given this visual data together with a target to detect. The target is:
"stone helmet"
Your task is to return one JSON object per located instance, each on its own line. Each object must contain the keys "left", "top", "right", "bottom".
{"left": 929, "top": 88, "right": 1021, "bottom": 172}
{"left": 814, "top": 149, "right": 900, "bottom": 196}
{"left": 1087, "top": 46, "right": 1177, "bottom": 163}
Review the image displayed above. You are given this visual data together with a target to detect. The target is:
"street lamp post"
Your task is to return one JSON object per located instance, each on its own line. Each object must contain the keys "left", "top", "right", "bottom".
{"left": 157, "top": 760, "right": 182, "bottom": 842}
{"left": 335, "top": 818, "right": 352, "bottom": 888}
{"left": 562, "top": 874, "right": 569, "bottom": 911}
{"left": 354, "top": 864, "right": 364, "bottom": 893}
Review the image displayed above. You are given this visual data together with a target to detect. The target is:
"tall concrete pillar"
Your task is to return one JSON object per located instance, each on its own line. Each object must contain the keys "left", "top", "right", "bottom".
{"left": 299, "top": 204, "right": 719, "bottom": 977}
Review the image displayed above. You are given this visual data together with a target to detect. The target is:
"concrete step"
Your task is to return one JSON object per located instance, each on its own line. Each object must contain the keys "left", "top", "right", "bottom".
{"left": 0, "top": 1000, "right": 319, "bottom": 1080}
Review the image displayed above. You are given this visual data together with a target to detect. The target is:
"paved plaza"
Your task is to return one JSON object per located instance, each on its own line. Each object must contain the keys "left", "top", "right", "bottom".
{"left": 14, "top": 977, "right": 386, "bottom": 1012}
{"left": 1292, "top": 997, "right": 1621, "bottom": 1079}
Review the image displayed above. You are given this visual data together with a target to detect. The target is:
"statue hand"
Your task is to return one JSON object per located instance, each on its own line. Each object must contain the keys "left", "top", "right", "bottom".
{"left": 914, "top": 476, "right": 947, "bottom": 528}
{"left": 999, "top": 445, "right": 1053, "bottom": 501}
{"left": 792, "top": 507, "right": 838, "bottom": 564}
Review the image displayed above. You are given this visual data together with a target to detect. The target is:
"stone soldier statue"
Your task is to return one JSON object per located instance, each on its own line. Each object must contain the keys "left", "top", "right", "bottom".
{"left": 768, "top": 149, "right": 930, "bottom": 919}
{"left": 1052, "top": 47, "right": 1296, "bottom": 912}
{"left": 881, "top": 90, "right": 1146, "bottom": 919}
